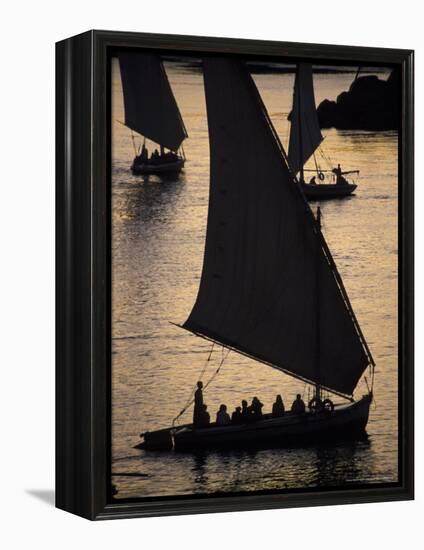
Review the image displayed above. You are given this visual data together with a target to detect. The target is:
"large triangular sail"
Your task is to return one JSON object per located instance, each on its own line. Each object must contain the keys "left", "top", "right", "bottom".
{"left": 182, "top": 57, "right": 369, "bottom": 397}
{"left": 118, "top": 52, "right": 187, "bottom": 151}
{"left": 288, "top": 63, "right": 324, "bottom": 175}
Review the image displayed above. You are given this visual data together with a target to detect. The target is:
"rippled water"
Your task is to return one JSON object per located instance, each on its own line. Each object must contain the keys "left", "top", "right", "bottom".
{"left": 111, "top": 58, "right": 398, "bottom": 499}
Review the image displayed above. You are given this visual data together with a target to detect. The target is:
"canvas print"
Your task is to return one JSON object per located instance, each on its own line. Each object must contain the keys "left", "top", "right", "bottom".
{"left": 110, "top": 51, "right": 399, "bottom": 500}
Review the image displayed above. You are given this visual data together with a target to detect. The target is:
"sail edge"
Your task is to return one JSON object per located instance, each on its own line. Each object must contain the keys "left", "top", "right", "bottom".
{"left": 182, "top": 320, "right": 359, "bottom": 400}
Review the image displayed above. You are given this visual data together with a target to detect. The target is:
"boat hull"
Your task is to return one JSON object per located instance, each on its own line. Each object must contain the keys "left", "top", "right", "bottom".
{"left": 137, "top": 394, "right": 372, "bottom": 452}
{"left": 131, "top": 157, "right": 185, "bottom": 175}
{"left": 302, "top": 182, "right": 357, "bottom": 199}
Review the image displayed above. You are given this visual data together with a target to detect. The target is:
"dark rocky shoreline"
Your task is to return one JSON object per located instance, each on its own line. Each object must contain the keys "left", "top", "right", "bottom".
{"left": 316, "top": 69, "right": 400, "bottom": 131}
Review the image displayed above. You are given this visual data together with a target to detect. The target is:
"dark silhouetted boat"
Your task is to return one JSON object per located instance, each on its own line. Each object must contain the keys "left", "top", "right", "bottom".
{"left": 118, "top": 53, "right": 187, "bottom": 175}
{"left": 136, "top": 58, "right": 375, "bottom": 453}
{"left": 288, "top": 63, "right": 359, "bottom": 200}
{"left": 299, "top": 180, "right": 357, "bottom": 200}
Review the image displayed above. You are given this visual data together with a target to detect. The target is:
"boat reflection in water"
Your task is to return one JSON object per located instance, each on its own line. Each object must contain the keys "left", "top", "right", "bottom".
{"left": 136, "top": 58, "right": 375, "bottom": 454}
{"left": 117, "top": 437, "right": 376, "bottom": 498}
{"left": 189, "top": 439, "right": 374, "bottom": 493}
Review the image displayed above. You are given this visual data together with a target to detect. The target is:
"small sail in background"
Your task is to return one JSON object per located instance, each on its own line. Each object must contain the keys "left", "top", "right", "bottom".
{"left": 183, "top": 57, "right": 368, "bottom": 397}
{"left": 288, "top": 63, "right": 323, "bottom": 175}
{"left": 118, "top": 52, "right": 187, "bottom": 151}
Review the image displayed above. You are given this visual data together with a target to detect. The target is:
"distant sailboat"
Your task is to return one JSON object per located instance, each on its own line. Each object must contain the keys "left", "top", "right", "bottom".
{"left": 288, "top": 63, "right": 359, "bottom": 199}
{"left": 136, "top": 58, "right": 374, "bottom": 452}
{"left": 119, "top": 52, "right": 188, "bottom": 175}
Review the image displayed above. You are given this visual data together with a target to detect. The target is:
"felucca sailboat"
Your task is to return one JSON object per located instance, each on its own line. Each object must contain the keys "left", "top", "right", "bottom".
{"left": 137, "top": 58, "right": 374, "bottom": 452}
{"left": 288, "top": 63, "right": 359, "bottom": 199}
{"left": 119, "top": 52, "right": 188, "bottom": 175}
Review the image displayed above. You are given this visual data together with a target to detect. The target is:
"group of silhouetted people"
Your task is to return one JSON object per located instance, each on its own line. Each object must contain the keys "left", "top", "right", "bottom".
{"left": 134, "top": 144, "right": 180, "bottom": 166}
{"left": 192, "top": 381, "right": 308, "bottom": 429}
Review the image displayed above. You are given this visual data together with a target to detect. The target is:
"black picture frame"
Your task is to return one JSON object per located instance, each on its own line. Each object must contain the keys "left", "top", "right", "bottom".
{"left": 56, "top": 30, "right": 414, "bottom": 520}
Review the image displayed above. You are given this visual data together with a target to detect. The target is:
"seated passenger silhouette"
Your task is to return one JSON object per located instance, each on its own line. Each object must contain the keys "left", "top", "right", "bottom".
{"left": 272, "top": 394, "right": 285, "bottom": 417}
{"left": 250, "top": 396, "right": 264, "bottom": 421}
{"left": 216, "top": 404, "right": 231, "bottom": 426}
{"left": 199, "top": 404, "right": 210, "bottom": 427}
{"left": 241, "top": 399, "right": 252, "bottom": 423}
{"left": 231, "top": 406, "right": 242, "bottom": 424}
{"left": 291, "top": 394, "right": 306, "bottom": 415}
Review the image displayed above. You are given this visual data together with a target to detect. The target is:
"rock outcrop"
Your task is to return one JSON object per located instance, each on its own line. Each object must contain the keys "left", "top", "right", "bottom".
{"left": 316, "top": 70, "right": 400, "bottom": 131}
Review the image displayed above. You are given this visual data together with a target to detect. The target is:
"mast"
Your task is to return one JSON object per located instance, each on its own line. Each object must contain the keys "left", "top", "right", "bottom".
{"left": 296, "top": 64, "right": 305, "bottom": 184}
{"left": 315, "top": 206, "right": 321, "bottom": 402}
{"left": 354, "top": 66, "right": 361, "bottom": 83}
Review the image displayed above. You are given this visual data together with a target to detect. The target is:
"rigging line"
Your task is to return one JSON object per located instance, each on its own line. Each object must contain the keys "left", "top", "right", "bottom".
{"left": 130, "top": 131, "right": 137, "bottom": 156}
{"left": 172, "top": 342, "right": 215, "bottom": 426}
{"left": 317, "top": 144, "right": 330, "bottom": 167}
{"left": 203, "top": 347, "right": 231, "bottom": 391}
{"left": 354, "top": 66, "right": 361, "bottom": 83}
{"left": 182, "top": 326, "right": 354, "bottom": 402}
{"left": 312, "top": 152, "right": 320, "bottom": 176}
{"left": 120, "top": 123, "right": 144, "bottom": 156}
{"left": 172, "top": 345, "right": 231, "bottom": 426}
{"left": 318, "top": 146, "right": 334, "bottom": 171}
{"left": 370, "top": 361, "right": 376, "bottom": 393}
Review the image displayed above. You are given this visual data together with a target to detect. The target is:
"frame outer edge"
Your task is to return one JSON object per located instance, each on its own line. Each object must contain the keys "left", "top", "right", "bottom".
{"left": 57, "top": 30, "right": 414, "bottom": 520}
{"left": 56, "top": 30, "right": 96, "bottom": 520}
{"left": 400, "top": 50, "right": 414, "bottom": 499}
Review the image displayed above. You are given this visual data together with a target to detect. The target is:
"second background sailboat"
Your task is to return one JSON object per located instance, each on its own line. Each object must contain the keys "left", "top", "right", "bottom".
{"left": 288, "top": 63, "right": 359, "bottom": 199}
